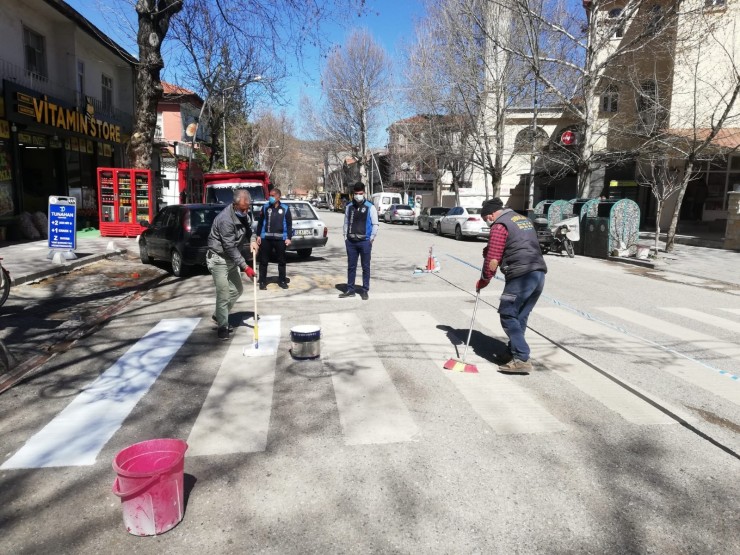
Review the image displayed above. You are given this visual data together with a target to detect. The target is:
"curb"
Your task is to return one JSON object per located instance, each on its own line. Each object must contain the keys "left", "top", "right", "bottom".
{"left": 606, "top": 255, "right": 656, "bottom": 269}
{"left": 10, "top": 248, "right": 128, "bottom": 287}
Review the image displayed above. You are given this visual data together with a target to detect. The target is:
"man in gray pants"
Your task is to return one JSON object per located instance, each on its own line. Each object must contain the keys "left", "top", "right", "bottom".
{"left": 206, "top": 189, "right": 257, "bottom": 340}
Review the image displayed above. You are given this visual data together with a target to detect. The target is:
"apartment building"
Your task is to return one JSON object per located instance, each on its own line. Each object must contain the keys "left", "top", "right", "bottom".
{"left": 0, "top": 0, "right": 136, "bottom": 234}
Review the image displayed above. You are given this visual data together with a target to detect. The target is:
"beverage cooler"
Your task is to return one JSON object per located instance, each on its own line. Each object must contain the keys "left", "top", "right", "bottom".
{"left": 97, "top": 168, "right": 155, "bottom": 237}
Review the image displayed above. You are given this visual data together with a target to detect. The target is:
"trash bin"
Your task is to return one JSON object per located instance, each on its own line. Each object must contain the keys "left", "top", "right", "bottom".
{"left": 569, "top": 198, "right": 600, "bottom": 255}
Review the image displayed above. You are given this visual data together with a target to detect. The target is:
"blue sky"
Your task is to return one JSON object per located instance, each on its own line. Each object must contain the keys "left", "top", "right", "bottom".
{"left": 65, "top": 0, "right": 426, "bottom": 143}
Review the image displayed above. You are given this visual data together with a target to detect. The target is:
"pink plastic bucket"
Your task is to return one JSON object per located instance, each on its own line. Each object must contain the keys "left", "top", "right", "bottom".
{"left": 112, "top": 438, "right": 188, "bottom": 536}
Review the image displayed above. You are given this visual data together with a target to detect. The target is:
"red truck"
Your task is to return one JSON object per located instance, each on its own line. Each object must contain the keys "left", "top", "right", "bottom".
{"left": 202, "top": 170, "right": 272, "bottom": 204}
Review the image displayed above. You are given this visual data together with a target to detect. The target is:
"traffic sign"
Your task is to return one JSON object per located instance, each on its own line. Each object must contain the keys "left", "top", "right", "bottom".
{"left": 48, "top": 196, "right": 77, "bottom": 251}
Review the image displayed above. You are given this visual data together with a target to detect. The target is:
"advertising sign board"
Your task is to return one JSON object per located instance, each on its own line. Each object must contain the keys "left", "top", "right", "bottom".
{"left": 48, "top": 196, "right": 77, "bottom": 251}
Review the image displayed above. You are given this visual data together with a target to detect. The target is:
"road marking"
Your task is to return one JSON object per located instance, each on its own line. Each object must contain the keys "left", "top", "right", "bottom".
{"left": 187, "top": 316, "right": 281, "bottom": 456}
{"left": 395, "top": 311, "right": 567, "bottom": 435}
{"left": 599, "top": 307, "right": 740, "bottom": 363}
{"left": 321, "top": 312, "right": 419, "bottom": 445}
{"left": 661, "top": 308, "right": 740, "bottom": 335}
{"left": 537, "top": 307, "right": 740, "bottom": 406}
{"left": 1, "top": 319, "right": 198, "bottom": 469}
{"left": 469, "top": 308, "right": 676, "bottom": 426}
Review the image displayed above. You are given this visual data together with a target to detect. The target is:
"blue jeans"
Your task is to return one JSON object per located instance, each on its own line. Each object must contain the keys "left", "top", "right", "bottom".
{"left": 498, "top": 270, "right": 546, "bottom": 362}
{"left": 345, "top": 239, "right": 372, "bottom": 292}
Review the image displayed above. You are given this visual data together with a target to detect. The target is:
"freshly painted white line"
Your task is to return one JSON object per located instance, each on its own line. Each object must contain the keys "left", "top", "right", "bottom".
{"left": 661, "top": 308, "right": 740, "bottom": 335}
{"left": 188, "top": 315, "right": 280, "bottom": 456}
{"left": 468, "top": 308, "right": 676, "bottom": 426}
{"left": 599, "top": 307, "right": 740, "bottom": 362}
{"left": 243, "top": 314, "right": 280, "bottom": 357}
{"left": 538, "top": 307, "right": 740, "bottom": 407}
{"left": 1, "top": 319, "right": 199, "bottom": 469}
{"left": 395, "top": 311, "right": 567, "bottom": 435}
{"left": 321, "top": 312, "right": 419, "bottom": 445}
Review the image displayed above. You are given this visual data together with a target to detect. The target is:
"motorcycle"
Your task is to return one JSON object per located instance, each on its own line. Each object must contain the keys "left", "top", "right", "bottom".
{"left": 533, "top": 216, "right": 579, "bottom": 258}
{"left": 0, "top": 257, "right": 10, "bottom": 307}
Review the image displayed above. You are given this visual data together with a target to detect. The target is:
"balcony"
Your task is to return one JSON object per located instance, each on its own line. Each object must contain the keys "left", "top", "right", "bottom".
{"left": 1, "top": 56, "right": 133, "bottom": 129}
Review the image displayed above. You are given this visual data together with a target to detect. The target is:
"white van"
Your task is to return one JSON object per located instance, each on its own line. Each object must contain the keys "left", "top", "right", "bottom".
{"left": 372, "top": 192, "right": 403, "bottom": 217}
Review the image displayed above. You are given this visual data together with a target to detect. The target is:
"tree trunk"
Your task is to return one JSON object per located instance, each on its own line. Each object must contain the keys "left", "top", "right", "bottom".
{"left": 130, "top": 1, "right": 183, "bottom": 169}
{"left": 654, "top": 201, "right": 663, "bottom": 253}
{"left": 665, "top": 163, "right": 693, "bottom": 252}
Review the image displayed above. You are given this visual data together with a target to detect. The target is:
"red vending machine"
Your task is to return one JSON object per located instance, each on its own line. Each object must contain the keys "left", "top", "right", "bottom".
{"left": 97, "top": 167, "right": 155, "bottom": 237}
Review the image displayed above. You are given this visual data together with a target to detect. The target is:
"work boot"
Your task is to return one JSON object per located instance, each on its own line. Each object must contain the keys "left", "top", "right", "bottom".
{"left": 278, "top": 281, "right": 289, "bottom": 289}
{"left": 497, "top": 359, "right": 532, "bottom": 374}
{"left": 491, "top": 351, "right": 513, "bottom": 365}
{"left": 217, "top": 326, "right": 233, "bottom": 341}
{"left": 359, "top": 289, "right": 369, "bottom": 300}
{"left": 211, "top": 316, "right": 233, "bottom": 331}
{"left": 338, "top": 290, "right": 355, "bottom": 298}
{"left": 259, "top": 282, "right": 267, "bottom": 291}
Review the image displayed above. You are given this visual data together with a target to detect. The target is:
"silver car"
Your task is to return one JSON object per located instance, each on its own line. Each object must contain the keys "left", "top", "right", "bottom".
{"left": 417, "top": 206, "right": 450, "bottom": 232}
{"left": 437, "top": 206, "right": 490, "bottom": 240}
{"left": 252, "top": 200, "right": 328, "bottom": 258}
{"left": 383, "top": 204, "right": 415, "bottom": 224}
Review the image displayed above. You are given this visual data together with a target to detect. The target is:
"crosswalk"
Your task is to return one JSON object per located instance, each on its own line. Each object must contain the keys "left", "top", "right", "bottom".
{"left": 2, "top": 304, "right": 739, "bottom": 469}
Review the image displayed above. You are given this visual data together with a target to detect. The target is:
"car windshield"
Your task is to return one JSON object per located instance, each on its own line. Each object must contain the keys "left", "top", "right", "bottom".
{"left": 190, "top": 206, "right": 226, "bottom": 228}
{"left": 431, "top": 208, "right": 449, "bottom": 215}
{"left": 288, "top": 203, "right": 318, "bottom": 221}
{"left": 466, "top": 207, "right": 482, "bottom": 215}
{"left": 395, "top": 205, "right": 412, "bottom": 210}
{"left": 206, "top": 185, "right": 266, "bottom": 204}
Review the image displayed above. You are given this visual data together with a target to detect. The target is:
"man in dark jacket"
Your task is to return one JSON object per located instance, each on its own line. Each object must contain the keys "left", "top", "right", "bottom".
{"left": 255, "top": 188, "right": 293, "bottom": 290}
{"left": 476, "top": 198, "right": 547, "bottom": 373}
{"left": 339, "top": 182, "right": 379, "bottom": 300}
{"left": 206, "top": 189, "right": 257, "bottom": 340}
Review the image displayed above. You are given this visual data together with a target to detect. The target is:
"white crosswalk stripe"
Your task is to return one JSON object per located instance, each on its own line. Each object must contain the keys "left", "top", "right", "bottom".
{"left": 1, "top": 319, "right": 199, "bottom": 469}
{"left": 467, "top": 308, "right": 677, "bottom": 426}
{"left": 537, "top": 307, "right": 740, "bottom": 407}
{"left": 661, "top": 307, "right": 740, "bottom": 335}
{"left": 321, "top": 312, "right": 419, "bottom": 445}
{"left": 187, "top": 316, "right": 281, "bottom": 457}
{"left": 395, "top": 311, "right": 568, "bottom": 435}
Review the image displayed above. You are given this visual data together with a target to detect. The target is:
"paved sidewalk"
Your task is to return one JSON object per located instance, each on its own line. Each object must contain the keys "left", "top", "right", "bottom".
{"left": 0, "top": 236, "right": 139, "bottom": 286}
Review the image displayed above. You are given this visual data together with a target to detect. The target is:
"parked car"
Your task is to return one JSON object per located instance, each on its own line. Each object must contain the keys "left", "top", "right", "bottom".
{"left": 417, "top": 206, "right": 450, "bottom": 232}
{"left": 383, "top": 204, "right": 415, "bottom": 224}
{"left": 252, "top": 200, "right": 328, "bottom": 258}
{"left": 372, "top": 192, "right": 403, "bottom": 218}
{"left": 139, "top": 203, "right": 227, "bottom": 277}
{"left": 437, "top": 206, "right": 490, "bottom": 240}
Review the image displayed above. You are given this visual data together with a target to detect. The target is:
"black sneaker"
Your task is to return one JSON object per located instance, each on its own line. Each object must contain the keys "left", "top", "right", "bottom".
{"left": 359, "top": 290, "right": 369, "bottom": 300}
{"left": 278, "top": 281, "right": 289, "bottom": 289}
{"left": 259, "top": 283, "right": 267, "bottom": 291}
{"left": 217, "top": 326, "right": 233, "bottom": 340}
{"left": 338, "top": 290, "right": 355, "bottom": 298}
{"left": 211, "top": 316, "right": 233, "bottom": 331}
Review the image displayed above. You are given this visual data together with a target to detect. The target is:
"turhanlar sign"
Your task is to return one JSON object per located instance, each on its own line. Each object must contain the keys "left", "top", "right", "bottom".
{"left": 48, "top": 196, "right": 77, "bottom": 251}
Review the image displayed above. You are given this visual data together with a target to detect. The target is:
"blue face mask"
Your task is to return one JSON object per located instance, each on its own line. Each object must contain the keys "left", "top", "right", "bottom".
{"left": 268, "top": 196, "right": 277, "bottom": 205}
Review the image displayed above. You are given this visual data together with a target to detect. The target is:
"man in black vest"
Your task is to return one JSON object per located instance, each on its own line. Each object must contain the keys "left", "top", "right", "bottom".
{"left": 476, "top": 198, "right": 547, "bottom": 373}
{"left": 339, "top": 182, "right": 379, "bottom": 300}
{"left": 256, "top": 188, "right": 293, "bottom": 290}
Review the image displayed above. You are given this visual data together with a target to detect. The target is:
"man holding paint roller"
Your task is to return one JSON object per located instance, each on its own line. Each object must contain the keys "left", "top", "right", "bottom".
{"left": 207, "top": 189, "right": 257, "bottom": 341}
{"left": 477, "top": 198, "right": 547, "bottom": 373}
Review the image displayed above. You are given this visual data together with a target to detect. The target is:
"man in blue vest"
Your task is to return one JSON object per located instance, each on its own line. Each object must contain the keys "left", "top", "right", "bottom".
{"left": 476, "top": 198, "right": 547, "bottom": 373}
{"left": 339, "top": 182, "right": 379, "bottom": 300}
{"left": 255, "top": 188, "right": 293, "bottom": 290}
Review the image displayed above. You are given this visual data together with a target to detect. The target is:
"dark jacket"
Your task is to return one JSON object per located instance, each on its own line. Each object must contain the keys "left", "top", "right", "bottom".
{"left": 256, "top": 202, "right": 293, "bottom": 240}
{"left": 495, "top": 209, "right": 548, "bottom": 279}
{"left": 207, "top": 204, "right": 253, "bottom": 270}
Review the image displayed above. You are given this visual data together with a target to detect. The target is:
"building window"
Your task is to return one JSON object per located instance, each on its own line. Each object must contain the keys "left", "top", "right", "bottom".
{"left": 637, "top": 80, "right": 665, "bottom": 132}
{"left": 514, "top": 127, "right": 549, "bottom": 153}
{"left": 608, "top": 8, "right": 625, "bottom": 38}
{"left": 704, "top": 0, "right": 726, "bottom": 7}
{"left": 102, "top": 74, "right": 113, "bottom": 113}
{"left": 647, "top": 5, "right": 663, "bottom": 34}
{"left": 23, "top": 26, "right": 47, "bottom": 79}
{"left": 601, "top": 85, "right": 619, "bottom": 113}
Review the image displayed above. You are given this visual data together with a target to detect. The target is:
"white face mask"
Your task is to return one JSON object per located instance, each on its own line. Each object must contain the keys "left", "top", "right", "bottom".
{"left": 354, "top": 194, "right": 365, "bottom": 202}
{"left": 484, "top": 217, "right": 493, "bottom": 228}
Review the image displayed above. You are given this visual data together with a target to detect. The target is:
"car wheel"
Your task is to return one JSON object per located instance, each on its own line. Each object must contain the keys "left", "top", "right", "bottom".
{"left": 428, "top": 223, "right": 434, "bottom": 233}
{"left": 418, "top": 221, "right": 424, "bottom": 231}
{"left": 139, "top": 240, "right": 152, "bottom": 264}
{"left": 297, "top": 248, "right": 312, "bottom": 258}
{"left": 455, "top": 226, "right": 464, "bottom": 241}
{"left": 171, "top": 249, "right": 185, "bottom": 277}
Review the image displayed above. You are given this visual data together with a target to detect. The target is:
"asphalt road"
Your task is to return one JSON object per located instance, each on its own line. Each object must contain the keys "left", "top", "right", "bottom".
{"left": 0, "top": 209, "right": 738, "bottom": 554}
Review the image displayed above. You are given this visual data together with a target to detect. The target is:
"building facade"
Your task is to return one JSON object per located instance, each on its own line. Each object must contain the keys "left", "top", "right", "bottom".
{"left": 0, "top": 0, "right": 136, "bottom": 236}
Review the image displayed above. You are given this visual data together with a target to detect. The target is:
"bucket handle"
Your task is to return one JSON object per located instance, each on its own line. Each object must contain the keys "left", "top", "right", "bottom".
{"left": 112, "top": 473, "right": 162, "bottom": 499}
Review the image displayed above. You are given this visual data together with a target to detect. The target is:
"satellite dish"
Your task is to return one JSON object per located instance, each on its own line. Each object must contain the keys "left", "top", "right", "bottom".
{"left": 186, "top": 122, "right": 198, "bottom": 137}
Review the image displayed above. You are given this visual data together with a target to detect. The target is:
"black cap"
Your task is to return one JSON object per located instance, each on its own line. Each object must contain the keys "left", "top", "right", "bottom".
{"left": 353, "top": 182, "right": 365, "bottom": 193}
{"left": 481, "top": 197, "right": 504, "bottom": 218}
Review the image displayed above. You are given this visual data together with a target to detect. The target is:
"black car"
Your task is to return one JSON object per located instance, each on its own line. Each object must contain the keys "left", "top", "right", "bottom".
{"left": 139, "top": 204, "right": 227, "bottom": 276}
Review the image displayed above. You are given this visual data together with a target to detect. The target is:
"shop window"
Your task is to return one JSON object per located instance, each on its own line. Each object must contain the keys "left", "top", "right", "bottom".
{"left": 601, "top": 85, "right": 619, "bottom": 113}
{"left": 102, "top": 74, "right": 113, "bottom": 113}
{"left": 23, "top": 26, "right": 47, "bottom": 80}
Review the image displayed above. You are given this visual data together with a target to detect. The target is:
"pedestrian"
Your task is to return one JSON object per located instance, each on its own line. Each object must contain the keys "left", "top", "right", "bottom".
{"left": 339, "top": 182, "right": 379, "bottom": 300}
{"left": 476, "top": 198, "right": 547, "bottom": 373}
{"left": 206, "top": 189, "right": 257, "bottom": 341}
{"left": 255, "top": 188, "right": 293, "bottom": 290}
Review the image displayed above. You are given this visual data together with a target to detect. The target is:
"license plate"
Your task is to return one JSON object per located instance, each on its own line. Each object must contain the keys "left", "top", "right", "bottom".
{"left": 295, "top": 229, "right": 313, "bottom": 236}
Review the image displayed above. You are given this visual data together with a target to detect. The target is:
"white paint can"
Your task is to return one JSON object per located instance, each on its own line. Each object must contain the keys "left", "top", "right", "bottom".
{"left": 290, "top": 325, "right": 321, "bottom": 359}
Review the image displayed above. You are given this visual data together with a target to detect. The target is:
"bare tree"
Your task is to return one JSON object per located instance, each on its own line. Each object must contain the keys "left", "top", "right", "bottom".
{"left": 637, "top": 156, "right": 687, "bottom": 253}
{"left": 310, "top": 29, "right": 393, "bottom": 189}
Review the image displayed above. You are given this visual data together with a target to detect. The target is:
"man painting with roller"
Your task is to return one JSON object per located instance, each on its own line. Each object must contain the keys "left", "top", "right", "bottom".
{"left": 206, "top": 188, "right": 257, "bottom": 341}
{"left": 476, "top": 198, "right": 547, "bottom": 373}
